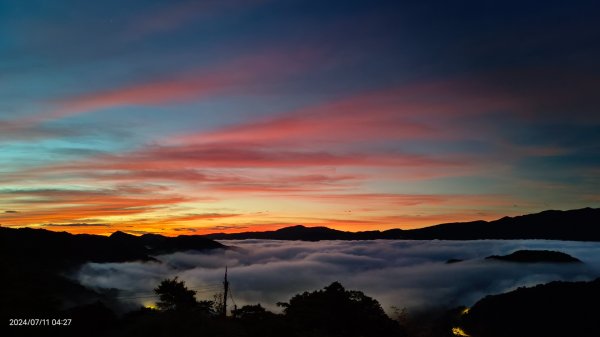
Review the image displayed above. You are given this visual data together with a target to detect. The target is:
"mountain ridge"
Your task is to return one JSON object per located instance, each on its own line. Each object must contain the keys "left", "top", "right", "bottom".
{"left": 0, "top": 226, "right": 226, "bottom": 270}
{"left": 203, "top": 207, "right": 600, "bottom": 241}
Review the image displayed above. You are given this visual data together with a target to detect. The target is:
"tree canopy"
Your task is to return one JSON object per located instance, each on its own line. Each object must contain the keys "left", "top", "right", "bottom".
{"left": 153, "top": 277, "right": 198, "bottom": 311}
{"left": 279, "top": 281, "right": 405, "bottom": 337}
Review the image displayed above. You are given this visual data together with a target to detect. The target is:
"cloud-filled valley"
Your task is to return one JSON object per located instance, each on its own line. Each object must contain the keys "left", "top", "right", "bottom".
{"left": 75, "top": 239, "right": 600, "bottom": 313}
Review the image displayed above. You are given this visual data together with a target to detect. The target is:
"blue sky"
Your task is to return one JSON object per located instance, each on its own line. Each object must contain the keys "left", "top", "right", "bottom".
{"left": 0, "top": 0, "right": 598, "bottom": 234}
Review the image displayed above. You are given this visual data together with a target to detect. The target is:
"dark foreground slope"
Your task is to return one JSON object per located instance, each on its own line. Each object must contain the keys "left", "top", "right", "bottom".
{"left": 460, "top": 278, "right": 600, "bottom": 337}
{"left": 0, "top": 227, "right": 224, "bottom": 322}
{"left": 3, "top": 281, "right": 406, "bottom": 337}
{"left": 205, "top": 208, "right": 600, "bottom": 241}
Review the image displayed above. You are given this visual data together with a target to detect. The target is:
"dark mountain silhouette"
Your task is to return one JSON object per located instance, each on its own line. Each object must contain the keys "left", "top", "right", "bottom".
{"left": 204, "top": 207, "right": 600, "bottom": 241}
{"left": 404, "top": 207, "right": 600, "bottom": 240}
{"left": 485, "top": 249, "right": 582, "bottom": 263}
{"left": 204, "top": 225, "right": 389, "bottom": 241}
{"left": 0, "top": 227, "right": 225, "bottom": 269}
{"left": 108, "top": 230, "right": 225, "bottom": 255}
{"left": 2, "top": 223, "right": 599, "bottom": 336}
{"left": 0, "top": 227, "right": 225, "bottom": 324}
{"left": 203, "top": 225, "right": 357, "bottom": 241}
{"left": 460, "top": 278, "right": 600, "bottom": 337}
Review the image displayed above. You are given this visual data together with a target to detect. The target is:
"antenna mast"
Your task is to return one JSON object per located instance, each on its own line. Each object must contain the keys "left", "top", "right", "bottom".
{"left": 223, "top": 266, "right": 229, "bottom": 317}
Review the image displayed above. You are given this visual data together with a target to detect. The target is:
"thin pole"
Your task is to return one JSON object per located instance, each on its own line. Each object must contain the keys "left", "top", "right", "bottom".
{"left": 223, "top": 266, "right": 229, "bottom": 317}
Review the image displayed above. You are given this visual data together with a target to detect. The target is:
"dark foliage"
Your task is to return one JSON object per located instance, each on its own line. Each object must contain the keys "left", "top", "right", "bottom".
{"left": 278, "top": 281, "right": 406, "bottom": 337}
{"left": 231, "top": 304, "right": 287, "bottom": 337}
{"left": 396, "top": 306, "right": 466, "bottom": 337}
{"left": 232, "top": 304, "right": 273, "bottom": 320}
{"left": 154, "top": 277, "right": 199, "bottom": 312}
{"left": 460, "top": 278, "right": 600, "bottom": 337}
{"left": 86, "top": 281, "right": 404, "bottom": 337}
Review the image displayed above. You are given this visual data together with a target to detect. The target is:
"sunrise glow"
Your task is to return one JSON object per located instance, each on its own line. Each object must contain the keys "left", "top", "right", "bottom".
{"left": 1, "top": 1, "right": 597, "bottom": 236}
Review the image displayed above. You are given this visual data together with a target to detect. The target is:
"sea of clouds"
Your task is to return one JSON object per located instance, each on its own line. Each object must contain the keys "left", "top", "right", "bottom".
{"left": 75, "top": 239, "right": 600, "bottom": 313}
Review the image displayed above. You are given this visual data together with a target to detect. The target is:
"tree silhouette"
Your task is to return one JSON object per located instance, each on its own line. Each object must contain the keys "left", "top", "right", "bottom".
{"left": 154, "top": 277, "right": 197, "bottom": 311}
{"left": 197, "top": 299, "right": 217, "bottom": 316}
{"left": 278, "top": 281, "right": 405, "bottom": 337}
{"left": 232, "top": 304, "right": 274, "bottom": 320}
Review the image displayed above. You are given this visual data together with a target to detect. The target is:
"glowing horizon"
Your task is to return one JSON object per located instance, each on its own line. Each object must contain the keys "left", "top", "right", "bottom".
{"left": 1, "top": 1, "right": 598, "bottom": 236}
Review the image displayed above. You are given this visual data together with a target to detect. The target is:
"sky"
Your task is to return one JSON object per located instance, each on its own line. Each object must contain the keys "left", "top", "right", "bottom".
{"left": 0, "top": 0, "right": 599, "bottom": 235}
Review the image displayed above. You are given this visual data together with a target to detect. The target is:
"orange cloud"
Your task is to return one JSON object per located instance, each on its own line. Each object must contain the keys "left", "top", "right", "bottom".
{"left": 0, "top": 187, "right": 190, "bottom": 227}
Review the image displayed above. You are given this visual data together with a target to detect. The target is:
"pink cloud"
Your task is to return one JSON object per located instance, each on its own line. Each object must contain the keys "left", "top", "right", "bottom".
{"left": 173, "top": 78, "right": 521, "bottom": 148}
{"left": 208, "top": 173, "right": 362, "bottom": 193}
{"left": 35, "top": 142, "right": 460, "bottom": 172}
{"left": 3, "top": 74, "right": 529, "bottom": 230}
{"left": 77, "top": 169, "right": 362, "bottom": 193}
{"left": 281, "top": 192, "right": 516, "bottom": 208}
{"left": 23, "top": 47, "right": 319, "bottom": 124}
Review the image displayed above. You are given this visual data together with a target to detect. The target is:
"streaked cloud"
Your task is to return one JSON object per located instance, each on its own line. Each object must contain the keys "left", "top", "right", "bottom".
{"left": 124, "top": 0, "right": 269, "bottom": 40}
{"left": 1, "top": 0, "right": 597, "bottom": 232}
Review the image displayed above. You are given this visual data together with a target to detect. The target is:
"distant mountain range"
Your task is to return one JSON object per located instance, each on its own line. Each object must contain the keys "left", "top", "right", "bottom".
{"left": 1, "top": 208, "right": 598, "bottom": 334}
{"left": 0, "top": 227, "right": 225, "bottom": 270}
{"left": 204, "top": 207, "right": 600, "bottom": 241}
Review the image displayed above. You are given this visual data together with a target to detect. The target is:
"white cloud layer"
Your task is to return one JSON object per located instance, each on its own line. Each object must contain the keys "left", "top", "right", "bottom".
{"left": 75, "top": 240, "right": 600, "bottom": 313}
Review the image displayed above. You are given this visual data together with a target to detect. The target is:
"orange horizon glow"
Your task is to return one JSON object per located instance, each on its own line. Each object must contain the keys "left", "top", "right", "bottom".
{"left": 2, "top": 209, "right": 526, "bottom": 237}
{"left": 2, "top": 1, "right": 597, "bottom": 237}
